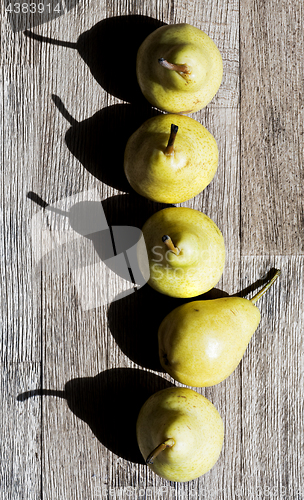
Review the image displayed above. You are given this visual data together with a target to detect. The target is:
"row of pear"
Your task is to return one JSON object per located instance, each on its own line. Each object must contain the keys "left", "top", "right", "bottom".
{"left": 119, "top": 23, "right": 280, "bottom": 482}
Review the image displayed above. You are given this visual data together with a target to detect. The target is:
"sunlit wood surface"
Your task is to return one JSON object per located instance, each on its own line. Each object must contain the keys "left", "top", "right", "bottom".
{"left": 1, "top": 0, "right": 303, "bottom": 498}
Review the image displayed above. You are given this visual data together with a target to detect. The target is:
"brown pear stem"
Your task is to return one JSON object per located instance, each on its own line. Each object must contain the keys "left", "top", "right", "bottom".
{"left": 162, "top": 235, "right": 180, "bottom": 255}
{"left": 165, "top": 124, "right": 178, "bottom": 156}
{"left": 145, "top": 438, "right": 175, "bottom": 465}
{"left": 158, "top": 58, "right": 191, "bottom": 75}
{"left": 250, "top": 269, "right": 281, "bottom": 305}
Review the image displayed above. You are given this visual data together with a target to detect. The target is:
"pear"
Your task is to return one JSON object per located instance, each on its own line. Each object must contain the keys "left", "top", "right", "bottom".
{"left": 158, "top": 270, "right": 281, "bottom": 387}
{"left": 138, "top": 206, "right": 225, "bottom": 298}
{"left": 136, "top": 23, "right": 223, "bottom": 114}
{"left": 136, "top": 387, "right": 224, "bottom": 482}
{"left": 124, "top": 113, "right": 218, "bottom": 204}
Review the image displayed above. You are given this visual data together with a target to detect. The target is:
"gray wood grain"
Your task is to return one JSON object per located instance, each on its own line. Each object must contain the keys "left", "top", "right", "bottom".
{"left": 240, "top": 0, "right": 304, "bottom": 255}
{"left": 186, "top": 106, "right": 241, "bottom": 274}
{"left": 0, "top": 363, "right": 41, "bottom": 500}
{"left": 0, "top": 67, "right": 41, "bottom": 362}
{"left": 240, "top": 256, "right": 304, "bottom": 499}
{"left": 1, "top": 0, "right": 303, "bottom": 498}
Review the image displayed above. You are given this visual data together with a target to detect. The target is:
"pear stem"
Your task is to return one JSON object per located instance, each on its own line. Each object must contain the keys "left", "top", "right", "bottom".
{"left": 165, "top": 124, "right": 179, "bottom": 156}
{"left": 145, "top": 438, "right": 175, "bottom": 465}
{"left": 158, "top": 58, "right": 191, "bottom": 75}
{"left": 250, "top": 269, "right": 281, "bottom": 305}
{"left": 162, "top": 235, "right": 180, "bottom": 255}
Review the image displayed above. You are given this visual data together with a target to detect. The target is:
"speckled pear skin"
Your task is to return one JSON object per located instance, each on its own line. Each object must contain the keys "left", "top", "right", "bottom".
{"left": 140, "top": 207, "right": 225, "bottom": 298}
{"left": 124, "top": 113, "right": 218, "bottom": 204}
{"left": 136, "top": 23, "right": 223, "bottom": 114}
{"left": 136, "top": 387, "right": 224, "bottom": 482}
{"left": 158, "top": 297, "right": 261, "bottom": 387}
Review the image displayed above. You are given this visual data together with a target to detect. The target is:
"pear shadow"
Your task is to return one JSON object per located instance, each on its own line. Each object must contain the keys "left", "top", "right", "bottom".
{"left": 76, "top": 15, "right": 166, "bottom": 104}
{"left": 27, "top": 191, "right": 172, "bottom": 296}
{"left": 17, "top": 368, "right": 174, "bottom": 463}
{"left": 24, "top": 15, "right": 166, "bottom": 104}
{"left": 107, "top": 285, "right": 229, "bottom": 371}
{"left": 27, "top": 192, "right": 137, "bottom": 283}
{"left": 52, "top": 96, "right": 160, "bottom": 192}
{"left": 233, "top": 268, "right": 279, "bottom": 299}
{"left": 100, "top": 193, "right": 172, "bottom": 231}
{"left": 28, "top": 190, "right": 170, "bottom": 240}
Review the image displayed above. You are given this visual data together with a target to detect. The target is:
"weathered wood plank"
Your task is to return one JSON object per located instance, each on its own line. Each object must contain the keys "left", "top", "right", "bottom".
{"left": 0, "top": 362, "right": 41, "bottom": 500}
{"left": 240, "top": 256, "right": 304, "bottom": 499}
{"left": 240, "top": 0, "right": 304, "bottom": 255}
{"left": 0, "top": 6, "right": 40, "bottom": 66}
{"left": 0, "top": 67, "right": 41, "bottom": 362}
{"left": 186, "top": 106, "right": 241, "bottom": 279}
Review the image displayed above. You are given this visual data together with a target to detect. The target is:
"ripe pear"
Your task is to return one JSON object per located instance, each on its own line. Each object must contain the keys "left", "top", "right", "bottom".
{"left": 136, "top": 23, "right": 223, "bottom": 114}
{"left": 136, "top": 387, "right": 224, "bottom": 482}
{"left": 138, "top": 206, "right": 225, "bottom": 298}
{"left": 158, "top": 270, "right": 281, "bottom": 386}
{"left": 124, "top": 113, "right": 218, "bottom": 204}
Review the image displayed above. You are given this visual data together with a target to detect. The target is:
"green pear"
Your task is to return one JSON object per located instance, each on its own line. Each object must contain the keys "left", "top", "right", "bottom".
{"left": 138, "top": 206, "right": 225, "bottom": 298}
{"left": 136, "top": 23, "right": 223, "bottom": 114}
{"left": 124, "top": 113, "right": 218, "bottom": 204}
{"left": 136, "top": 387, "right": 224, "bottom": 482}
{"left": 158, "top": 270, "right": 281, "bottom": 386}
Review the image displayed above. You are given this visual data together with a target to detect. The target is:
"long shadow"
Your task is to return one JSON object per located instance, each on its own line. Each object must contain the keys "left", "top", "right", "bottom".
{"left": 27, "top": 191, "right": 171, "bottom": 304}
{"left": 17, "top": 368, "right": 173, "bottom": 464}
{"left": 24, "top": 15, "right": 165, "bottom": 104}
{"left": 25, "top": 15, "right": 166, "bottom": 192}
{"left": 27, "top": 192, "right": 169, "bottom": 235}
{"left": 107, "top": 286, "right": 229, "bottom": 371}
{"left": 52, "top": 96, "right": 160, "bottom": 192}
{"left": 28, "top": 190, "right": 169, "bottom": 252}
{"left": 27, "top": 192, "right": 138, "bottom": 283}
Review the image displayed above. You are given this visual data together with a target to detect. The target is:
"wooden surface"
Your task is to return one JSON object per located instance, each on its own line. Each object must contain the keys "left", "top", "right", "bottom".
{"left": 1, "top": 0, "right": 303, "bottom": 498}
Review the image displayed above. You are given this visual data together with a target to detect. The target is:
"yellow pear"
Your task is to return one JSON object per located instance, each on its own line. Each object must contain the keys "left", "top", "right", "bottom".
{"left": 124, "top": 113, "right": 218, "bottom": 204}
{"left": 138, "top": 206, "right": 225, "bottom": 298}
{"left": 136, "top": 387, "right": 224, "bottom": 482}
{"left": 158, "top": 270, "right": 281, "bottom": 386}
{"left": 136, "top": 23, "right": 223, "bottom": 114}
